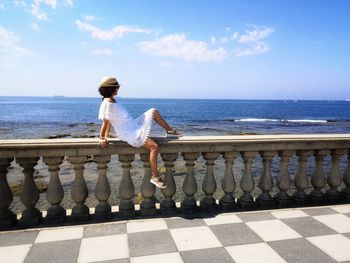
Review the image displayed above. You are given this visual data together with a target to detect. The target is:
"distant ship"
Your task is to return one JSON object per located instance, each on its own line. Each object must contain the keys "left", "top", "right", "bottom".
{"left": 53, "top": 95, "right": 65, "bottom": 98}
{"left": 346, "top": 98, "right": 350, "bottom": 102}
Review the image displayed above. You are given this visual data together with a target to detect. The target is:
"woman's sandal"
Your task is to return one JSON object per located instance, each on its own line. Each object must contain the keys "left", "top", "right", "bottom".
{"left": 150, "top": 174, "right": 167, "bottom": 189}
{"left": 166, "top": 128, "right": 182, "bottom": 137}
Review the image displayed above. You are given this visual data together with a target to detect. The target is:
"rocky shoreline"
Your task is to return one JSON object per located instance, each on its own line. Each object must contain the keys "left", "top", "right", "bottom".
{"left": 40, "top": 123, "right": 261, "bottom": 140}
{"left": 41, "top": 122, "right": 101, "bottom": 139}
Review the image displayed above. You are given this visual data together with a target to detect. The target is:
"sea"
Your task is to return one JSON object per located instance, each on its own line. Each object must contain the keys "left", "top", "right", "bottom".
{"left": 3, "top": 96, "right": 350, "bottom": 211}
{"left": 1, "top": 96, "right": 350, "bottom": 139}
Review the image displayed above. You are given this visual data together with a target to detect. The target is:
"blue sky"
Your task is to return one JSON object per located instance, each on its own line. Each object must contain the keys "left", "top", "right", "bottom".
{"left": 0, "top": 0, "right": 349, "bottom": 99}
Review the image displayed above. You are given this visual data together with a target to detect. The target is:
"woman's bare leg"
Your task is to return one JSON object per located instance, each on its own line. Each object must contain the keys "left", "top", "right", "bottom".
{"left": 142, "top": 138, "right": 159, "bottom": 176}
{"left": 152, "top": 109, "right": 173, "bottom": 131}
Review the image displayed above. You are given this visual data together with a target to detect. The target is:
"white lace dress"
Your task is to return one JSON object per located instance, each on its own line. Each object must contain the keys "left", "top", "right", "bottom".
{"left": 98, "top": 100, "right": 155, "bottom": 148}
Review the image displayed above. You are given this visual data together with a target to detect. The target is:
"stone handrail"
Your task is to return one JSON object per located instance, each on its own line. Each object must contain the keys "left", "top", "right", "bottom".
{"left": 1, "top": 134, "right": 350, "bottom": 229}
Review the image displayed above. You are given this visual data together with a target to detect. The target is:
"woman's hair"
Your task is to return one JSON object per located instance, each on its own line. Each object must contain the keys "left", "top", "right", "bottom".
{"left": 98, "top": 77, "right": 120, "bottom": 102}
{"left": 98, "top": 86, "right": 118, "bottom": 99}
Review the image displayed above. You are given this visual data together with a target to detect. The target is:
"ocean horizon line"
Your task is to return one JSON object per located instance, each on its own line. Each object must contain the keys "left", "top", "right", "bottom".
{"left": 0, "top": 95, "right": 349, "bottom": 102}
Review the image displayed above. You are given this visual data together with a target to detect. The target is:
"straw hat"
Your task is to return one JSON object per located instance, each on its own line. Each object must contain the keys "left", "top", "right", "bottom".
{"left": 99, "top": 76, "right": 119, "bottom": 87}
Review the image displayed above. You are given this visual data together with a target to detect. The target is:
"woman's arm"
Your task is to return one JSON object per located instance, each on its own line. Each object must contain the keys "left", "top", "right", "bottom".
{"left": 99, "top": 119, "right": 110, "bottom": 148}
{"left": 106, "top": 121, "right": 111, "bottom": 138}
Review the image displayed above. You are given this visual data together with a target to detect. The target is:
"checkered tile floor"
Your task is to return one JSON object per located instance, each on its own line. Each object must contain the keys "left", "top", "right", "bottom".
{"left": 1, "top": 204, "right": 350, "bottom": 263}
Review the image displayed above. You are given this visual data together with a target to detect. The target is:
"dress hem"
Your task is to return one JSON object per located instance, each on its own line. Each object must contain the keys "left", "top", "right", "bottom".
{"left": 133, "top": 108, "right": 156, "bottom": 148}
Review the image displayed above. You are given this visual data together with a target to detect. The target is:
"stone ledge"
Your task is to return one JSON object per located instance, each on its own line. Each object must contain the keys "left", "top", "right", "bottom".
{"left": 1, "top": 133, "right": 350, "bottom": 146}
{"left": 0, "top": 134, "right": 350, "bottom": 158}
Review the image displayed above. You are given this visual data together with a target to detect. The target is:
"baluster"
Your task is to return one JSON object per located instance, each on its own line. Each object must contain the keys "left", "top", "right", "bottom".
{"left": 43, "top": 157, "right": 65, "bottom": 223}
{"left": 238, "top": 152, "right": 257, "bottom": 210}
{"left": 16, "top": 157, "right": 41, "bottom": 226}
{"left": 310, "top": 150, "right": 328, "bottom": 203}
{"left": 256, "top": 151, "right": 277, "bottom": 208}
{"left": 275, "top": 151, "right": 294, "bottom": 207}
{"left": 140, "top": 153, "right": 157, "bottom": 216}
{"left": 293, "top": 150, "right": 312, "bottom": 205}
{"left": 0, "top": 158, "right": 16, "bottom": 228}
{"left": 160, "top": 153, "right": 178, "bottom": 215}
{"left": 219, "top": 151, "right": 239, "bottom": 211}
{"left": 200, "top": 152, "right": 219, "bottom": 212}
{"left": 327, "top": 149, "right": 346, "bottom": 202}
{"left": 69, "top": 156, "right": 89, "bottom": 221}
{"left": 181, "top": 152, "right": 199, "bottom": 214}
{"left": 94, "top": 155, "right": 112, "bottom": 219}
{"left": 342, "top": 149, "right": 350, "bottom": 201}
{"left": 118, "top": 154, "right": 135, "bottom": 218}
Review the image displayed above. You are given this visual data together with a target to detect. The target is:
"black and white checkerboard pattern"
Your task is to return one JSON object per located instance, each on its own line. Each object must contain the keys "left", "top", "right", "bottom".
{"left": 1, "top": 204, "right": 350, "bottom": 263}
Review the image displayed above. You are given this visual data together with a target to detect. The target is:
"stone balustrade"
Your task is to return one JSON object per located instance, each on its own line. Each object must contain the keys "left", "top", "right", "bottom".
{"left": 1, "top": 134, "right": 350, "bottom": 229}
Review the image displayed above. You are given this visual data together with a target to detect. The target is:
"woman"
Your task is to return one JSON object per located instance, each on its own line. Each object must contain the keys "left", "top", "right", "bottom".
{"left": 98, "top": 76, "right": 181, "bottom": 188}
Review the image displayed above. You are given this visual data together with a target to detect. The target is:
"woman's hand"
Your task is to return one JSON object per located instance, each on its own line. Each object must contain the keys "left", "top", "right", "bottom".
{"left": 99, "top": 137, "right": 109, "bottom": 148}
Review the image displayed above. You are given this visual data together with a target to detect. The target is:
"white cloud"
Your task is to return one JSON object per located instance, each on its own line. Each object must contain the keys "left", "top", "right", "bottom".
{"left": 83, "top": 15, "right": 98, "bottom": 22}
{"left": 137, "top": 33, "right": 228, "bottom": 62}
{"left": 234, "top": 42, "right": 270, "bottom": 56}
{"left": 15, "top": 0, "right": 73, "bottom": 21}
{"left": 232, "top": 25, "right": 274, "bottom": 56}
{"left": 43, "top": 0, "right": 57, "bottom": 9}
{"left": 76, "top": 20, "right": 150, "bottom": 41}
{"left": 205, "top": 25, "right": 273, "bottom": 57}
{"left": 91, "top": 48, "right": 113, "bottom": 55}
{"left": 31, "top": 3, "right": 47, "bottom": 20}
{"left": 231, "top": 32, "right": 239, "bottom": 40}
{"left": 30, "top": 0, "right": 58, "bottom": 20}
{"left": 0, "top": 3, "right": 5, "bottom": 10}
{"left": 0, "top": 25, "right": 33, "bottom": 57}
{"left": 238, "top": 25, "right": 274, "bottom": 43}
{"left": 31, "top": 22, "right": 39, "bottom": 30}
